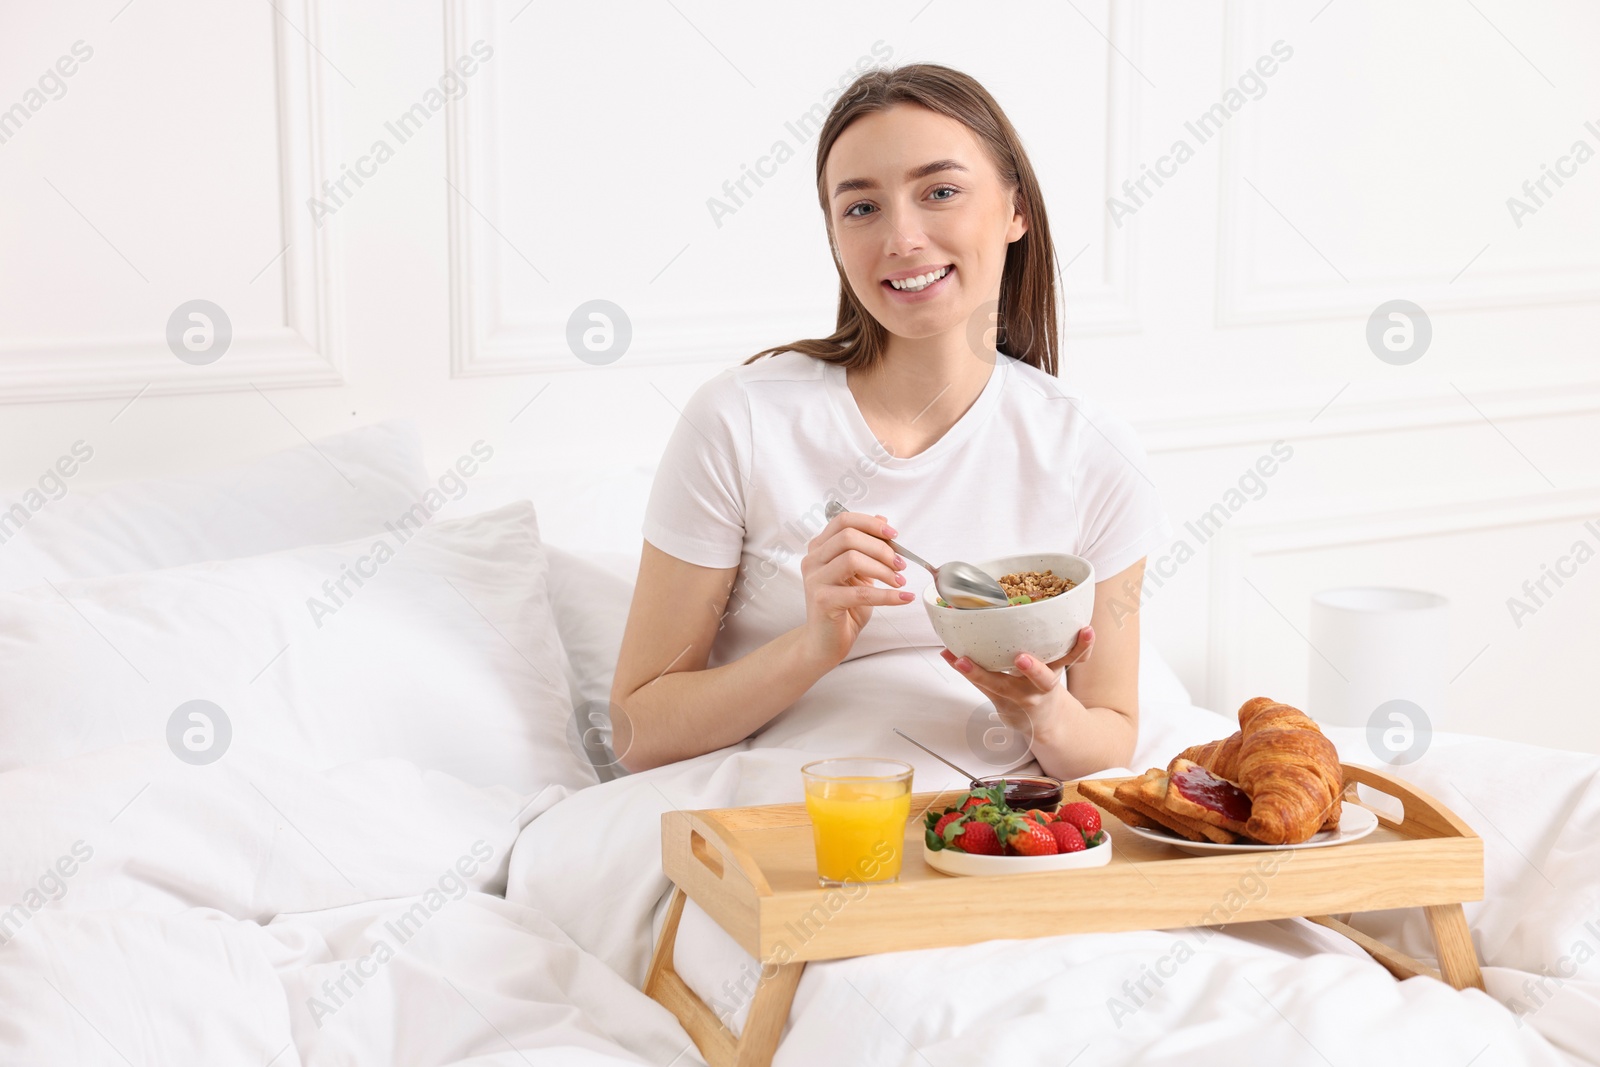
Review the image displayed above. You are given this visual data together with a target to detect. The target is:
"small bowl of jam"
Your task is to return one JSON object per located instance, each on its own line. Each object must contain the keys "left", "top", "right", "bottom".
{"left": 973, "top": 774, "right": 1064, "bottom": 813}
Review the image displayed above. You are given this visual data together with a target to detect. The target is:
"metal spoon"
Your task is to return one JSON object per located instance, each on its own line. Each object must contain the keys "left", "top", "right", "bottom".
{"left": 893, "top": 728, "right": 982, "bottom": 786}
{"left": 824, "top": 499, "right": 1009, "bottom": 609}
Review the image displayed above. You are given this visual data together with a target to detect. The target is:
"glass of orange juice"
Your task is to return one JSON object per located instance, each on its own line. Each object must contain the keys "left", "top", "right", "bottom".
{"left": 801, "top": 758, "right": 914, "bottom": 887}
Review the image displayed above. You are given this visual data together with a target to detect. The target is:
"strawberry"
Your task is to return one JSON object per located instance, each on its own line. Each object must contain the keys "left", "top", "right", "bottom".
{"left": 1057, "top": 801, "right": 1102, "bottom": 837}
{"left": 952, "top": 820, "right": 1002, "bottom": 856}
{"left": 1025, "top": 808, "right": 1055, "bottom": 825}
{"left": 1004, "top": 814, "right": 1059, "bottom": 856}
{"left": 933, "top": 811, "right": 964, "bottom": 839}
{"left": 1049, "top": 821, "right": 1086, "bottom": 852}
{"left": 958, "top": 785, "right": 1007, "bottom": 813}
{"left": 966, "top": 804, "right": 1006, "bottom": 827}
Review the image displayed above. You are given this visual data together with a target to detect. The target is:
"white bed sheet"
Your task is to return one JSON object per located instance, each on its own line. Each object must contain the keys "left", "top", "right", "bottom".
{"left": 0, "top": 741, "right": 696, "bottom": 1067}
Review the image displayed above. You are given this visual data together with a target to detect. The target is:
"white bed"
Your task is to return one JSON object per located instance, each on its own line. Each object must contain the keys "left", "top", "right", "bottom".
{"left": 1, "top": 423, "right": 1595, "bottom": 1066}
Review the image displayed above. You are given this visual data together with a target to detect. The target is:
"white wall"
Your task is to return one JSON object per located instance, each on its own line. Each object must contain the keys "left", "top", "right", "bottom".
{"left": 2, "top": 1, "right": 1597, "bottom": 751}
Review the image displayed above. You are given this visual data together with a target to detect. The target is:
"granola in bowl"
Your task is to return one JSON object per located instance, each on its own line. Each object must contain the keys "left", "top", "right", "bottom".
{"left": 996, "top": 569, "right": 1076, "bottom": 605}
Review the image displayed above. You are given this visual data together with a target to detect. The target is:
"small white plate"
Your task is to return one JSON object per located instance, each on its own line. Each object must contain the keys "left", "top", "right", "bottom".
{"left": 1123, "top": 804, "right": 1380, "bottom": 856}
{"left": 923, "top": 832, "right": 1113, "bottom": 876}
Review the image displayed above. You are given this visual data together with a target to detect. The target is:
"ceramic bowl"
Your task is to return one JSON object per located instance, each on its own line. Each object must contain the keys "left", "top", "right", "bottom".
{"left": 921, "top": 552, "right": 1095, "bottom": 674}
{"left": 923, "top": 831, "right": 1112, "bottom": 876}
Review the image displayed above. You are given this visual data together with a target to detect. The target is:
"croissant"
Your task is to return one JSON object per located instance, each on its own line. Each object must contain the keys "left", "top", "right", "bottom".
{"left": 1175, "top": 697, "right": 1343, "bottom": 845}
{"left": 1176, "top": 730, "right": 1244, "bottom": 781}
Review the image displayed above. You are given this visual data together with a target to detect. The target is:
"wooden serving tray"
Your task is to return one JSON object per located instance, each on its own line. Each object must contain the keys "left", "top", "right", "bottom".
{"left": 644, "top": 763, "right": 1484, "bottom": 1067}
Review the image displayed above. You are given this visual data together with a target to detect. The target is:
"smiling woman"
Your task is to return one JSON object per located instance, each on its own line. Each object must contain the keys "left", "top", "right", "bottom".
{"left": 774, "top": 72, "right": 1058, "bottom": 381}
{"left": 611, "top": 64, "right": 1174, "bottom": 779}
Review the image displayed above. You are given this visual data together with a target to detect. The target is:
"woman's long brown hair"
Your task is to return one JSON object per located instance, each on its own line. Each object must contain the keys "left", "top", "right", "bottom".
{"left": 744, "top": 63, "right": 1060, "bottom": 377}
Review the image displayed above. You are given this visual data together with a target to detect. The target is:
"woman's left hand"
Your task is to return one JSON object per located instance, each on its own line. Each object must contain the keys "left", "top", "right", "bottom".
{"left": 939, "top": 625, "right": 1095, "bottom": 743}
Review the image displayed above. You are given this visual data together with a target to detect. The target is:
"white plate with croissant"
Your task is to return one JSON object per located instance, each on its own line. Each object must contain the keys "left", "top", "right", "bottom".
{"left": 1122, "top": 804, "right": 1378, "bottom": 856}
{"left": 1080, "top": 697, "right": 1382, "bottom": 855}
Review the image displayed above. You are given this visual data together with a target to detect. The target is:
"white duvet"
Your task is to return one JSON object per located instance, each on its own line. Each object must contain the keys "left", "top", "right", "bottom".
{"left": 2, "top": 700, "right": 1597, "bottom": 1065}
{"left": 0, "top": 742, "right": 692, "bottom": 1066}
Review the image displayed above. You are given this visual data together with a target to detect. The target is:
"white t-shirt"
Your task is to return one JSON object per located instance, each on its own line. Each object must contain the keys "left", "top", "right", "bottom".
{"left": 641, "top": 349, "right": 1175, "bottom": 777}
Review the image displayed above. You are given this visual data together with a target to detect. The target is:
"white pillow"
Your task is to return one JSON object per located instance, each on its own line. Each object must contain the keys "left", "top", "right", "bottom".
{"left": 546, "top": 546, "right": 636, "bottom": 779}
{"left": 547, "top": 547, "right": 633, "bottom": 709}
{"left": 1140, "top": 629, "right": 1192, "bottom": 706}
{"left": 0, "top": 420, "right": 427, "bottom": 593}
{"left": 0, "top": 501, "right": 594, "bottom": 793}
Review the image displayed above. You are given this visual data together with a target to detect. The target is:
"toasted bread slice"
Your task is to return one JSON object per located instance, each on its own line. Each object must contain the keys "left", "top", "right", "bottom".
{"left": 1118, "top": 770, "right": 1239, "bottom": 844}
{"left": 1075, "top": 777, "right": 1159, "bottom": 830}
{"left": 1117, "top": 794, "right": 1211, "bottom": 841}
{"left": 1163, "top": 758, "right": 1252, "bottom": 835}
{"left": 1112, "top": 770, "right": 1211, "bottom": 842}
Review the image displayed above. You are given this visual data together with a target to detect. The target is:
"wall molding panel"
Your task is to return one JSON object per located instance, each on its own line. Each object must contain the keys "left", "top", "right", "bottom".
{"left": 1212, "top": 2, "right": 1600, "bottom": 328}
{"left": 1134, "top": 371, "right": 1600, "bottom": 453}
{"left": 0, "top": 0, "right": 344, "bottom": 404}
{"left": 445, "top": 0, "right": 1145, "bottom": 378}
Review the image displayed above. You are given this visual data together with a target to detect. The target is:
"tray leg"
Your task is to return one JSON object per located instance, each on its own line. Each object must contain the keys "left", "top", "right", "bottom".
{"left": 1424, "top": 903, "right": 1486, "bottom": 992}
{"left": 1307, "top": 914, "right": 1443, "bottom": 983}
{"left": 643, "top": 885, "right": 689, "bottom": 1003}
{"left": 736, "top": 957, "right": 805, "bottom": 1067}
{"left": 642, "top": 885, "right": 807, "bottom": 1067}
{"left": 1307, "top": 907, "right": 1485, "bottom": 993}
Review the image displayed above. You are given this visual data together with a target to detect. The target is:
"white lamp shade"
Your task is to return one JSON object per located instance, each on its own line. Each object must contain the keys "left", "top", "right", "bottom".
{"left": 1307, "top": 587, "right": 1449, "bottom": 728}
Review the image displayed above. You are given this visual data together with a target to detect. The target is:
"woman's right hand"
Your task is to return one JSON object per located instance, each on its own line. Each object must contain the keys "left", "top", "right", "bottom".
{"left": 798, "top": 509, "right": 913, "bottom": 669}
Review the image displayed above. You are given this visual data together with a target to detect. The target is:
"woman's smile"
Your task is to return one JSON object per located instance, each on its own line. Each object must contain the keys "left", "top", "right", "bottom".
{"left": 880, "top": 263, "right": 955, "bottom": 302}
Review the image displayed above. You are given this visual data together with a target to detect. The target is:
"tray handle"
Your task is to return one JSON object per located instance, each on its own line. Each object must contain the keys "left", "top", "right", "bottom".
{"left": 1340, "top": 762, "right": 1477, "bottom": 840}
{"left": 674, "top": 810, "right": 773, "bottom": 897}
{"left": 689, "top": 829, "right": 725, "bottom": 879}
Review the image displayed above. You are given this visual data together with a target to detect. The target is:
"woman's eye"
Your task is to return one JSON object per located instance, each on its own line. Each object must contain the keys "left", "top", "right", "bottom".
{"left": 844, "top": 187, "right": 956, "bottom": 218}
